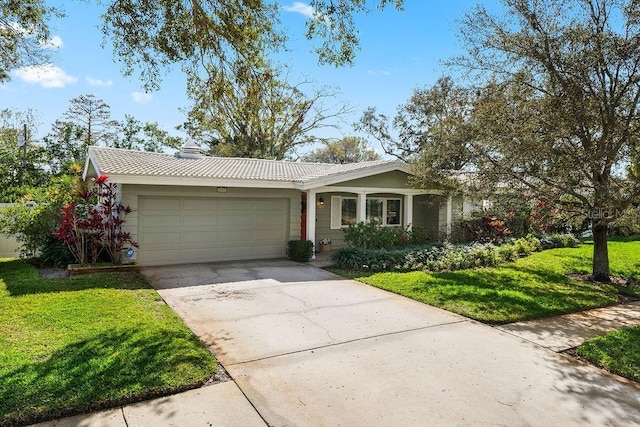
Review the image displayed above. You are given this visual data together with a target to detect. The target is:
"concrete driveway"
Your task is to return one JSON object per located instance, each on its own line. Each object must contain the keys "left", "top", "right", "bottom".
{"left": 143, "top": 260, "right": 640, "bottom": 426}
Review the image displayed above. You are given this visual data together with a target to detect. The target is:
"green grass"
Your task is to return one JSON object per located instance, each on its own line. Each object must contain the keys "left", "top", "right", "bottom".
{"left": 336, "top": 240, "right": 640, "bottom": 324}
{"left": 0, "top": 259, "right": 217, "bottom": 426}
{"left": 576, "top": 326, "right": 640, "bottom": 382}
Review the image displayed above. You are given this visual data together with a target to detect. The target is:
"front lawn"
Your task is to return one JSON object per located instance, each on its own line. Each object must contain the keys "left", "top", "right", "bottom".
{"left": 339, "top": 240, "right": 640, "bottom": 324}
{"left": 576, "top": 326, "right": 640, "bottom": 382}
{"left": 0, "top": 259, "right": 217, "bottom": 426}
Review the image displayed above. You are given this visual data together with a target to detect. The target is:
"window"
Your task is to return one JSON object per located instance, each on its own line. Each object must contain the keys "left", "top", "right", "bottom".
{"left": 366, "top": 199, "right": 384, "bottom": 224}
{"left": 330, "top": 196, "right": 402, "bottom": 229}
{"left": 386, "top": 199, "right": 401, "bottom": 225}
{"left": 341, "top": 198, "right": 357, "bottom": 226}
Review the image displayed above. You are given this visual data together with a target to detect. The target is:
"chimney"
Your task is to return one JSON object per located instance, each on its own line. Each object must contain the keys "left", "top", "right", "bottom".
{"left": 176, "top": 140, "right": 203, "bottom": 159}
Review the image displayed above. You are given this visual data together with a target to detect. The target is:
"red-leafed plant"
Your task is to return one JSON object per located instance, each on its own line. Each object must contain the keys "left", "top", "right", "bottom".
{"left": 93, "top": 175, "right": 137, "bottom": 265}
{"left": 53, "top": 174, "right": 137, "bottom": 266}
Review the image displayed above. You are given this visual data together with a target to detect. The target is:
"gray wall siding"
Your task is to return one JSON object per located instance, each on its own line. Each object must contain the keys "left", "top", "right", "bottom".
{"left": 412, "top": 195, "right": 442, "bottom": 239}
{"left": 329, "top": 171, "right": 413, "bottom": 189}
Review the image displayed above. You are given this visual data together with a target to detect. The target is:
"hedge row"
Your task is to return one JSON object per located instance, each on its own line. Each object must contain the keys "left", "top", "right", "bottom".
{"left": 331, "top": 234, "right": 579, "bottom": 272}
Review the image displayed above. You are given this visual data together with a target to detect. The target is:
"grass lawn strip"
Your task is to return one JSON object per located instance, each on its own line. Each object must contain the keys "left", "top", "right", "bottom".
{"left": 576, "top": 326, "right": 640, "bottom": 382}
{"left": 0, "top": 259, "right": 217, "bottom": 426}
{"left": 343, "top": 240, "right": 640, "bottom": 324}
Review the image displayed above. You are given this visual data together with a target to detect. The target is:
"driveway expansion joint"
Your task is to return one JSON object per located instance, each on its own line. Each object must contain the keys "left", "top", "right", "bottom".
{"left": 226, "top": 319, "right": 469, "bottom": 367}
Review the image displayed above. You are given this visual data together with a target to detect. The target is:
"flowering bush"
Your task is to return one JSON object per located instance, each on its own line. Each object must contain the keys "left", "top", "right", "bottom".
{"left": 319, "top": 238, "right": 332, "bottom": 245}
{"left": 53, "top": 175, "right": 138, "bottom": 266}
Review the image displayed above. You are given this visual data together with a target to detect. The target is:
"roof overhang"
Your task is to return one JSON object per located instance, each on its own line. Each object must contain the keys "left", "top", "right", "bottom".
{"left": 294, "top": 161, "right": 413, "bottom": 191}
{"left": 84, "top": 149, "right": 416, "bottom": 191}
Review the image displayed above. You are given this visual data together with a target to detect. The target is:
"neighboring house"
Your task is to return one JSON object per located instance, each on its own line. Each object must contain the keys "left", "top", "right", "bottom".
{"left": 83, "top": 144, "right": 468, "bottom": 266}
{"left": 0, "top": 204, "right": 22, "bottom": 259}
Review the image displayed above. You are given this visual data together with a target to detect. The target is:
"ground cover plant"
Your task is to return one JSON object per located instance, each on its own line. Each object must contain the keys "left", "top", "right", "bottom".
{"left": 576, "top": 326, "right": 640, "bottom": 382}
{"left": 0, "top": 259, "right": 217, "bottom": 426}
{"left": 334, "top": 240, "right": 640, "bottom": 324}
{"left": 332, "top": 233, "right": 578, "bottom": 273}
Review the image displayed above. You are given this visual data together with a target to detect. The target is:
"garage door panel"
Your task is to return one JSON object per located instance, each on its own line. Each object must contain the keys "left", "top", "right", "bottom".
{"left": 139, "top": 196, "right": 288, "bottom": 265}
{"left": 183, "top": 198, "right": 218, "bottom": 211}
{"left": 140, "top": 249, "right": 181, "bottom": 264}
{"left": 140, "top": 197, "right": 181, "bottom": 211}
{"left": 254, "top": 229, "right": 286, "bottom": 241}
{"left": 219, "top": 229, "right": 253, "bottom": 243}
{"left": 142, "top": 232, "right": 182, "bottom": 245}
{"left": 254, "top": 245, "right": 285, "bottom": 257}
{"left": 181, "top": 231, "right": 218, "bottom": 244}
{"left": 142, "top": 215, "right": 182, "bottom": 229}
{"left": 256, "top": 199, "right": 285, "bottom": 210}
{"left": 219, "top": 216, "right": 253, "bottom": 227}
{"left": 182, "top": 214, "right": 218, "bottom": 229}
{"left": 222, "top": 199, "right": 253, "bottom": 210}
{"left": 255, "top": 213, "right": 285, "bottom": 227}
{"left": 182, "top": 248, "right": 219, "bottom": 261}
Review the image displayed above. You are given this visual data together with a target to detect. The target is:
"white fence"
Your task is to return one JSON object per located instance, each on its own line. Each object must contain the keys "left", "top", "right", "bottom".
{"left": 0, "top": 203, "right": 22, "bottom": 258}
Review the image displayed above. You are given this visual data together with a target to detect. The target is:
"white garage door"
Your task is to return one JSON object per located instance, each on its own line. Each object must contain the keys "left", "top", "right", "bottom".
{"left": 138, "top": 196, "right": 289, "bottom": 266}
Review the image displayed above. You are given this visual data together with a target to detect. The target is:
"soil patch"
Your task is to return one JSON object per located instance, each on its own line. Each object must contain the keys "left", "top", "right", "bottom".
{"left": 38, "top": 266, "right": 68, "bottom": 279}
{"left": 568, "top": 273, "right": 640, "bottom": 302}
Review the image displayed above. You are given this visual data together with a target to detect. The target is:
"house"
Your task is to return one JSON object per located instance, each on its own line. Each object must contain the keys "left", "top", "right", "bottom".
{"left": 83, "top": 144, "right": 469, "bottom": 266}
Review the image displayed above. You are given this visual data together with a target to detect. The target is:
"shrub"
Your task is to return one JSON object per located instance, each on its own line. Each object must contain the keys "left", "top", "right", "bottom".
{"left": 53, "top": 175, "right": 137, "bottom": 266}
{"left": 538, "top": 233, "right": 580, "bottom": 250}
{"left": 461, "top": 215, "right": 513, "bottom": 244}
{"left": 333, "top": 233, "right": 579, "bottom": 273}
{"left": 0, "top": 175, "right": 76, "bottom": 257}
{"left": 496, "top": 243, "right": 519, "bottom": 262}
{"left": 36, "top": 235, "right": 75, "bottom": 268}
{"left": 287, "top": 240, "right": 314, "bottom": 262}
{"left": 343, "top": 222, "right": 434, "bottom": 249}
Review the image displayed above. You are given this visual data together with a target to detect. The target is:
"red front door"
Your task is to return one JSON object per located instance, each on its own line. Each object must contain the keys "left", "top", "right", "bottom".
{"left": 301, "top": 194, "right": 307, "bottom": 240}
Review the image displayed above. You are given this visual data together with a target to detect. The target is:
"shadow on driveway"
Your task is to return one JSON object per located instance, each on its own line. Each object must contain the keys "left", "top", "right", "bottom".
{"left": 141, "top": 259, "right": 342, "bottom": 290}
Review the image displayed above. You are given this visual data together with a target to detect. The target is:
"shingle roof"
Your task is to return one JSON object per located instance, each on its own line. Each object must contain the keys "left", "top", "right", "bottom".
{"left": 87, "top": 146, "right": 404, "bottom": 184}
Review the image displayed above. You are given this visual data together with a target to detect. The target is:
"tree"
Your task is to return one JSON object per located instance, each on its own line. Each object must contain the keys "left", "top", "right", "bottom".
{"left": 115, "top": 114, "right": 182, "bottom": 152}
{"left": 185, "top": 63, "right": 350, "bottom": 159}
{"left": 0, "top": 0, "right": 62, "bottom": 82}
{"left": 452, "top": 0, "right": 640, "bottom": 281}
{"left": 357, "top": 76, "right": 474, "bottom": 189}
{"left": 42, "top": 120, "right": 86, "bottom": 175}
{"left": 101, "top": 0, "right": 404, "bottom": 91}
{"left": 43, "top": 94, "right": 118, "bottom": 172}
{"left": 63, "top": 94, "right": 118, "bottom": 147}
{"left": 302, "top": 136, "right": 380, "bottom": 163}
{"left": 0, "top": 108, "right": 49, "bottom": 201}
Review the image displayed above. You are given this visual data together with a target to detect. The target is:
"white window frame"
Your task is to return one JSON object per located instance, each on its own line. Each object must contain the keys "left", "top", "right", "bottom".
{"left": 331, "top": 196, "right": 402, "bottom": 229}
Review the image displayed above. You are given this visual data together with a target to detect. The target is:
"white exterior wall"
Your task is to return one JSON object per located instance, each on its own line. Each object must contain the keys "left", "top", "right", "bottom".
{"left": 0, "top": 203, "right": 22, "bottom": 258}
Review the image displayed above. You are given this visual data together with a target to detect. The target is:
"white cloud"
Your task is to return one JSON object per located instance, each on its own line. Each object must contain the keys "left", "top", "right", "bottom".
{"left": 131, "top": 91, "right": 152, "bottom": 103}
{"left": 367, "top": 70, "right": 392, "bottom": 76}
{"left": 14, "top": 64, "right": 77, "bottom": 88}
{"left": 86, "top": 76, "right": 113, "bottom": 87}
{"left": 42, "top": 35, "right": 63, "bottom": 49}
{"left": 283, "top": 2, "right": 315, "bottom": 18}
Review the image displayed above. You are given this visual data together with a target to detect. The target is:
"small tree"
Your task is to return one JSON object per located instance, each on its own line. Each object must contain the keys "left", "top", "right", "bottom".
{"left": 54, "top": 175, "right": 137, "bottom": 266}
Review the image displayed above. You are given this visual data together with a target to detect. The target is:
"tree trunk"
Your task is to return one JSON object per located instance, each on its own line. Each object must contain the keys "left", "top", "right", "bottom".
{"left": 592, "top": 220, "right": 610, "bottom": 282}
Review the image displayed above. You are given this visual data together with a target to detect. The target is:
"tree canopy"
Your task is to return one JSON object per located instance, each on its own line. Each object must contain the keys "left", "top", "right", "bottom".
{"left": 451, "top": 0, "right": 640, "bottom": 281}
{"left": 185, "top": 62, "right": 350, "bottom": 159}
{"left": 302, "top": 136, "right": 380, "bottom": 163}
{"left": 0, "top": 0, "right": 61, "bottom": 82}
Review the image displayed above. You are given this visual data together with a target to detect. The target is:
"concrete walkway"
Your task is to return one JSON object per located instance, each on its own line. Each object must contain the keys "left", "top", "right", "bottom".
{"left": 32, "top": 381, "right": 266, "bottom": 427}
{"left": 35, "top": 261, "right": 640, "bottom": 426}
{"left": 497, "top": 301, "right": 640, "bottom": 352}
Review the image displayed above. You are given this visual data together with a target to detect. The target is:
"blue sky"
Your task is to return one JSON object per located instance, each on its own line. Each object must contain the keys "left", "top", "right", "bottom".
{"left": 1, "top": 1, "right": 499, "bottom": 155}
